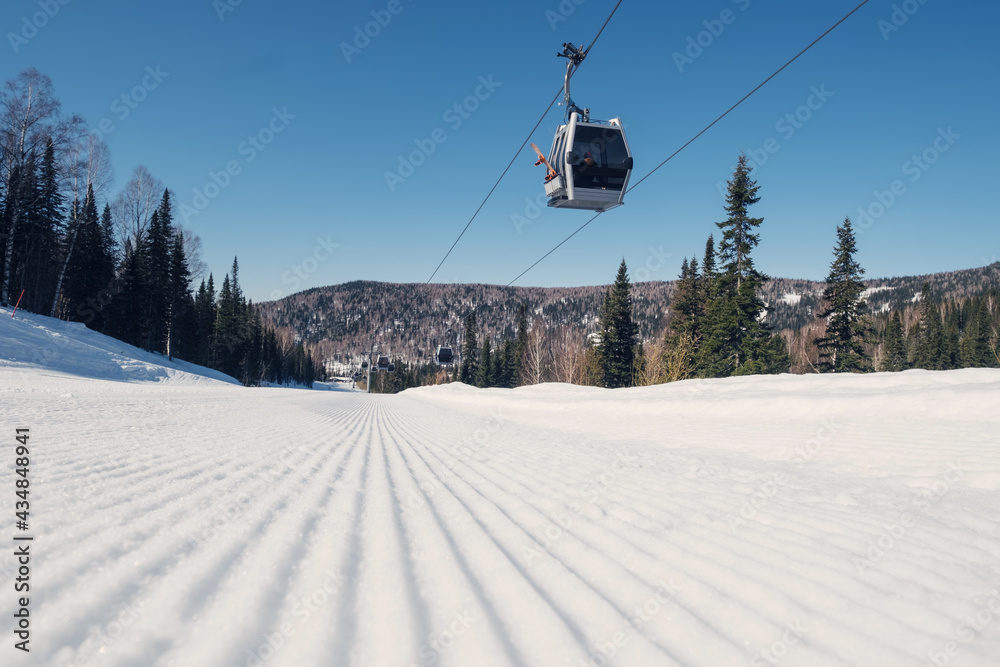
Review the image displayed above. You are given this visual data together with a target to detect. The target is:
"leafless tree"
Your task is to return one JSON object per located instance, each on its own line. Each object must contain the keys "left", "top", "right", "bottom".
{"left": 112, "top": 165, "right": 163, "bottom": 249}
{"left": 634, "top": 333, "right": 669, "bottom": 386}
{"left": 521, "top": 322, "right": 549, "bottom": 385}
{"left": 177, "top": 224, "right": 207, "bottom": 282}
{"left": 551, "top": 324, "right": 584, "bottom": 384}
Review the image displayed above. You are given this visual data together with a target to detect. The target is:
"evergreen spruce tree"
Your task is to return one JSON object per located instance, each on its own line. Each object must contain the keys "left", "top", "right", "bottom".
{"left": 27, "top": 138, "right": 63, "bottom": 313}
{"left": 243, "top": 305, "right": 264, "bottom": 384}
{"left": 166, "top": 232, "right": 193, "bottom": 361}
{"left": 60, "top": 185, "right": 115, "bottom": 329}
{"left": 701, "top": 234, "right": 717, "bottom": 280}
{"left": 913, "top": 283, "right": 944, "bottom": 370}
{"left": 194, "top": 274, "right": 216, "bottom": 367}
{"left": 459, "top": 313, "right": 478, "bottom": 384}
{"left": 111, "top": 239, "right": 146, "bottom": 347}
{"left": 476, "top": 338, "right": 493, "bottom": 388}
{"left": 698, "top": 156, "right": 784, "bottom": 376}
{"left": 879, "top": 311, "right": 908, "bottom": 372}
{"left": 669, "top": 258, "right": 700, "bottom": 338}
{"left": 214, "top": 273, "right": 240, "bottom": 378}
{"left": 597, "top": 259, "right": 639, "bottom": 388}
{"left": 663, "top": 257, "right": 701, "bottom": 381}
{"left": 499, "top": 339, "right": 516, "bottom": 388}
{"left": 139, "top": 193, "right": 173, "bottom": 352}
{"left": 960, "top": 299, "right": 993, "bottom": 367}
{"left": 514, "top": 303, "right": 529, "bottom": 385}
{"left": 815, "top": 218, "right": 872, "bottom": 372}
{"left": 940, "top": 307, "right": 961, "bottom": 370}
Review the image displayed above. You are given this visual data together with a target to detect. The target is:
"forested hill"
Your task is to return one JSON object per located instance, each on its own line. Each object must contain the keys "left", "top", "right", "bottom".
{"left": 258, "top": 263, "right": 1000, "bottom": 366}
{"left": 258, "top": 281, "right": 675, "bottom": 366}
{"left": 763, "top": 262, "right": 1000, "bottom": 331}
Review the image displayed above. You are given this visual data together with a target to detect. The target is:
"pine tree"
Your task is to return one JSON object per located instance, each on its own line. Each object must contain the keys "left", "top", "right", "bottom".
{"left": 499, "top": 338, "right": 516, "bottom": 388}
{"left": 514, "top": 303, "right": 529, "bottom": 385}
{"left": 24, "top": 138, "right": 62, "bottom": 313}
{"left": 597, "top": 259, "right": 639, "bottom": 388}
{"left": 166, "top": 232, "right": 193, "bottom": 360}
{"left": 913, "top": 283, "right": 943, "bottom": 369}
{"left": 702, "top": 234, "right": 716, "bottom": 280}
{"left": 194, "top": 274, "right": 216, "bottom": 367}
{"left": 138, "top": 192, "right": 174, "bottom": 352}
{"left": 879, "top": 311, "right": 908, "bottom": 372}
{"left": 662, "top": 257, "right": 700, "bottom": 382}
{"left": 476, "top": 338, "right": 493, "bottom": 388}
{"left": 60, "top": 184, "right": 115, "bottom": 328}
{"left": 669, "top": 256, "right": 703, "bottom": 340}
{"left": 698, "top": 156, "right": 784, "bottom": 376}
{"left": 110, "top": 239, "right": 146, "bottom": 347}
{"left": 215, "top": 273, "right": 241, "bottom": 378}
{"left": 459, "top": 312, "right": 478, "bottom": 384}
{"left": 960, "top": 298, "right": 993, "bottom": 367}
{"left": 815, "top": 218, "right": 872, "bottom": 372}
{"left": 940, "top": 306, "right": 961, "bottom": 370}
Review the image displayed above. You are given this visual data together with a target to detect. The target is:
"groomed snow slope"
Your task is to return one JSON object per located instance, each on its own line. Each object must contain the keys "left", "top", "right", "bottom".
{"left": 2, "top": 308, "right": 999, "bottom": 667}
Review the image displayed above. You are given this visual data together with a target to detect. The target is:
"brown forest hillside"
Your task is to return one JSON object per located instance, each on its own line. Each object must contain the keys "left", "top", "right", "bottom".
{"left": 258, "top": 263, "right": 1000, "bottom": 373}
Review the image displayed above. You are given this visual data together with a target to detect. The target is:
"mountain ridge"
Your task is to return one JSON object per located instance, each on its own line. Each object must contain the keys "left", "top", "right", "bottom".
{"left": 258, "top": 263, "right": 1000, "bottom": 368}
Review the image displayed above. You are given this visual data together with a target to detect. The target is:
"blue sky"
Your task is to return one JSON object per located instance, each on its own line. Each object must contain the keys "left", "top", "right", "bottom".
{"left": 3, "top": 0, "right": 998, "bottom": 302}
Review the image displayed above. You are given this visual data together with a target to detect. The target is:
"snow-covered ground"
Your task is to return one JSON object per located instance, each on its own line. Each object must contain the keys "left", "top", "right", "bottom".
{"left": 2, "top": 306, "right": 999, "bottom": 667}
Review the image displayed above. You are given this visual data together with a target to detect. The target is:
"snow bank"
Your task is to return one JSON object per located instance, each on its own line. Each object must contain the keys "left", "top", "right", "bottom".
{"left": 0, "top": 305, "right": 239, "bottom": 386}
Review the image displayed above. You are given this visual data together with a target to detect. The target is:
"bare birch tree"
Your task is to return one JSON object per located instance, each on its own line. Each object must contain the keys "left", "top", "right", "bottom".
{"left": 112, "top": 165, "right": 163, "bottom": 249}
{"left": 521, "top": 323, "right": 548, "bottom": 385}
{"left": 551, "top": 324, "right": 584, "bottom": 384}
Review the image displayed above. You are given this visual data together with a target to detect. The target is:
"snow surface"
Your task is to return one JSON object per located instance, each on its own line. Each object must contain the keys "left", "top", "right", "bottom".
{"left": 2, "top": 307, "right": 1000, "bottom": 667}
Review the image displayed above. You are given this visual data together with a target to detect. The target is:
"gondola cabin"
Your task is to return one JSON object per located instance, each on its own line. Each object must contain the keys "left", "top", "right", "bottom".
{"left": 435, "top": 345, "right": 455, "bottom": 366}
{"left": 376, "top": 355, "right": 391, "bottom": 371}
{"left": 544, "top": 112, "right": 632, "bottom": 212}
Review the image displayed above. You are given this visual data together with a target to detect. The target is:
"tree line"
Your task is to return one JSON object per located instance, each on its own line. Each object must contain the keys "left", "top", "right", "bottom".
{"left": 367, "top": 153, "right": 997, "bottom": 392}
{"left": 0, "top": 68, "right": 322, "bottom": 386}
